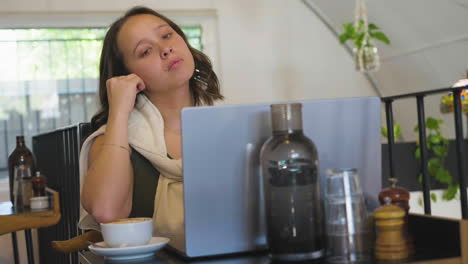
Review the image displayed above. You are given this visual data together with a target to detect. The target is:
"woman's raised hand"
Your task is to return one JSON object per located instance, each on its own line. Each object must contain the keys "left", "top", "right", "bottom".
{"left": 106, "top": 73, "right": 146, "bottom": 118}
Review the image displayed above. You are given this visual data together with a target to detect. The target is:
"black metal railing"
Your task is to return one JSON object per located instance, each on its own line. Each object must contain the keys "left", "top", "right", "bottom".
{"left": 382, "top": 86, "right": 468, "bottom": 219}
{"left": 32, "top": 123, "right": 92, "bottom": 264}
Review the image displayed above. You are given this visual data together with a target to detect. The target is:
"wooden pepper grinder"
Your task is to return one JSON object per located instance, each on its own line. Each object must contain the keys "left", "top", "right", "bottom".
{"left": 378, "top": 178, "right": 413, "bottom": 252}
{"left": 374, "top": 198, "right": 409, "bottom": 261}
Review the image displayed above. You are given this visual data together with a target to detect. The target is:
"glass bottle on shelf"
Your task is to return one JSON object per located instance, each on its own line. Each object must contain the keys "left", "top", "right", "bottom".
{"left": 259, "top": 103, "right": 325, "bottom": 261}
{"left": 8, "top": 136, "right": 36, "bottom": 204}
{"left": 13, "top": 156, "right": 33, "bottom": 210}
{"left": 32, "top": 170, "right": 47, "bottom": 197}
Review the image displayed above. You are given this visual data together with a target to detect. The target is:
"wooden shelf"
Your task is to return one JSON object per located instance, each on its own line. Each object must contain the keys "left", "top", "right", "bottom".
{"left": 394, "top": 213, "right": 468, "bottom": 264}
{"left": 0, "top": 188, "right": 61, "bottom": 235}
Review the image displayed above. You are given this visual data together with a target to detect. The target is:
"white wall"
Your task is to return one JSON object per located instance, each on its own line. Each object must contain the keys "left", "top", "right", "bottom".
{"left": 311, "top": 0, "right": 468, "bottom": 142}
{"left": 0, "top": 0, "right": 377, "bottom": 104}
{"left": 409, "top": 189, "right": 465, "bottom": 219}
{"left": 309, "top": 0, "right": 467, "bottom": 223}
{"left": 0, "top": 0, "right": 376, "bottom": 262}
{"left": 213, "top": 0, "right": 376, "bottom": 105}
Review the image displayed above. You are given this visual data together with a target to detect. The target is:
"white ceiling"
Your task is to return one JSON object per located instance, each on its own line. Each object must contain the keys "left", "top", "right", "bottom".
{"left": 302, "top": 0, "right": 468, "bottom": 141}
{"left": 307, "top": 0, "right": 468, "bottom": 96}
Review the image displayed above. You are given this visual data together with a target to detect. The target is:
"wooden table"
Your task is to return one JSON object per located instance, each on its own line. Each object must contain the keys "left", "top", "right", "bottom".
{"left": 0, "top": 188, "right": 61, "bottom": 264}
{"left": 79, "top": 214, "right": 468, "bottom": 264}
{"left": 79, "top": 249, "right": 270, "bottom": 264}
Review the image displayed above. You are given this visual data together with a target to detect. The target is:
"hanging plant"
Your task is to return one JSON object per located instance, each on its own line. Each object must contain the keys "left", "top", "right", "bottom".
{"left": 338, "top": 0, "right": 391, "bottom": 72}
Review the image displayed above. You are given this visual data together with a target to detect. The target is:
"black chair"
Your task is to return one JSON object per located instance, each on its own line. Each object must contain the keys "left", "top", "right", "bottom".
{"left": 32, "top": 123, "right": 92, "bottom": 264}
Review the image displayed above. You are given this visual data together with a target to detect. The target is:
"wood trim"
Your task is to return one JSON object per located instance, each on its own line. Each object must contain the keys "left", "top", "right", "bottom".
{"left": 408, "top": 257, "right": 461, "bottom": 264}
{"left": 0, "top": 189, "right": 61, "bottom": 235}
{"left": 52, "top": 230, "right": 103, "bottom": 253}
{"left": 409, "top": 213, "right": 460, "bottom": 223}
{"left": 460, "top": 219, "right": 468, "bottom": 264}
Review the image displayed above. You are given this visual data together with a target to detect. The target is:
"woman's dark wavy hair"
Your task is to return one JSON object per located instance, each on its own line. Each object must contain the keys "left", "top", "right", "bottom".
{"left": 91, "top": 6, "right": 224, "bottom": 131}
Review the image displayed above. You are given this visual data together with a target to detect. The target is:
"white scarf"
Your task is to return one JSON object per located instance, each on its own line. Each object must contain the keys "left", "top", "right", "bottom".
{"left": 78, "top": 94, "right": 184, "bottom": 248}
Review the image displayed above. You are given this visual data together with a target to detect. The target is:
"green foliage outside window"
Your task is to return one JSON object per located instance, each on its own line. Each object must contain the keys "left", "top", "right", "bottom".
{"left": 0, "top": 26, "right": 203, "bottom": 118}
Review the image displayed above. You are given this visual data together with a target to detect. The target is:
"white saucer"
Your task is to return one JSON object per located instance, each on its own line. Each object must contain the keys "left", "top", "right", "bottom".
{"left": 88, "top": 236, "right": 170, "bottom": 261}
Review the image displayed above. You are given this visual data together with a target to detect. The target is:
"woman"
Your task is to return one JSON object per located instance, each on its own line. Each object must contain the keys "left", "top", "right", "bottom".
{"left": 79, "top": 6, "right": 223, "bottom": 240}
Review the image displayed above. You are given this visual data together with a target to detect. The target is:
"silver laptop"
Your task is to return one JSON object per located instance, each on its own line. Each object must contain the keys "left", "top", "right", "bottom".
{"left": 176, "top": 97, "right": 381, "bottom": 258}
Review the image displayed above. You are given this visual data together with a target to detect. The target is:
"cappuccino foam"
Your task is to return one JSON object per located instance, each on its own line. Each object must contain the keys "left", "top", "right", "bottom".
{"left": 106, "top": 217, "right": 151, "bottom": 224}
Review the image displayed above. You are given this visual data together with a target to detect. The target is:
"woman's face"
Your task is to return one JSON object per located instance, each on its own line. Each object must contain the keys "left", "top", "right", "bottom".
{"left": 117, "top": 14, "right": 195, "bottom": 93}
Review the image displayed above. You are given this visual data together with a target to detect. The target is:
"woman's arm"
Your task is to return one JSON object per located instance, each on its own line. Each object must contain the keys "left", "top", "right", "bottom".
{"left": 81, "top": 74, "right": 146, "bottom": 223}
{"left": 81, "top": 117, "right": 134, "bottom": 223}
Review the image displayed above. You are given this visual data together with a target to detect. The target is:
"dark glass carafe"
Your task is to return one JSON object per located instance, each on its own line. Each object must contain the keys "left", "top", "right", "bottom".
{"left": 260, "top": 103, "right": 325, "bottom": 261}
{"left": 8, "top": 136, "right": 36, "bottom": 204}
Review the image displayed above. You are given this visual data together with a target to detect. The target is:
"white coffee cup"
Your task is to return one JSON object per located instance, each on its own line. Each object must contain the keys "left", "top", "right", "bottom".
{"left": 100, "top": 217, "right": 153, "bottom": 248}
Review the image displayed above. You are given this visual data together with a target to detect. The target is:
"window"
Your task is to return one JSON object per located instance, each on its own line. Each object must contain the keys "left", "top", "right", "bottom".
{"left": 0, "top": 26, "right": 203, "bottom": 176}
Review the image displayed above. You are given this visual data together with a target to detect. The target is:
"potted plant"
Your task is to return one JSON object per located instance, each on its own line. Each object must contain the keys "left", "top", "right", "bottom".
{"left": 339, "top": 20, "right": 390, "bottom": 72}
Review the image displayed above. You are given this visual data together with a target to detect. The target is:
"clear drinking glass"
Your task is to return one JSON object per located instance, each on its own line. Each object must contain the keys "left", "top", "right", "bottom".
{"left": 325, "top": 168, "right": 370, "bottom": 264}
{"left": 13, "top": 166, "right": 25, "bottom": 210}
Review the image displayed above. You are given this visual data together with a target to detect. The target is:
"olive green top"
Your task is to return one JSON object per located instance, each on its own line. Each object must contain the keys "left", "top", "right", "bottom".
{"left": 128, "top": 149, "right": 160, "bottom": 218}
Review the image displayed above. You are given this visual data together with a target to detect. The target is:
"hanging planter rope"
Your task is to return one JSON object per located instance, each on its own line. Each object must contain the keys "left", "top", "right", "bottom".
{"left": 355, "top": 0, "right": 374, "bottom": 71}
{"left": 339, "top": 0, "right": 390, "bottom": 72}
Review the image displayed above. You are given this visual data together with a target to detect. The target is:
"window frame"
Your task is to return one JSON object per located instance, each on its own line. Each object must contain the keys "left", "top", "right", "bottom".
{"left": 0, "top": 10, "right": 219, "bottom": 180}
{"left": 0, "top": 10, "right": 219, "bottom": 70}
